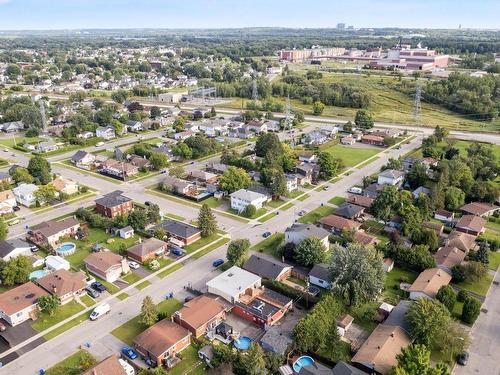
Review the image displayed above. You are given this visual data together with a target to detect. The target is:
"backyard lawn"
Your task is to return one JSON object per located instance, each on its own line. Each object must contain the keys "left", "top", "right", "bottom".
{"left": 251, "top": 233, "right": 284, "bottom": 258}
{"left": 489, "top": 251, "right": 500, "bottom": 271}
{"left": 382, "top": 267, "right": 417, "bottom": 305}
{"left": 169, "top": 345, "right": 206, "bottom": 375}
{"left": 455, "top": 273, "right": 494, "bottom": 297}
{"left": 321, "top": 144, "right": 380, "bottom": 167}
{"left": 346, "top": 302, "right": 379, "bottom": 334}
{"left": 32, "top": 301, "right": 85, "bottom": 332}
{"left": 298, "top": 205, "right": 335, "bottom": 224}
{"left": 111, "top": 298, "right": 182, "bottom": 345}
{"left": 45, "top": 350, "right": 96, "bottom": 375}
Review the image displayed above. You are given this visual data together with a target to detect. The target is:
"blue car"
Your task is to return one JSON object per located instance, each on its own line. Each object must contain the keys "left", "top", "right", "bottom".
{"left": 121, "top": 346, "right": 138, "bottom": 360}
{"left": 212, "top": 259, "right": 224, "bottom": 267}
{"left": 91, "top": 282, "right": 106, "bottom": 293}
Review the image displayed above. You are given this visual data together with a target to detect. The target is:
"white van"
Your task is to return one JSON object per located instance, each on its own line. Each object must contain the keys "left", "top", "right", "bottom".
{"left": 348, "top": 187, "right": 363, "bottom": 195}
{"left": 89, "top": 303, "right": 111, "bottom": 321}
{"left": 118, "top": 359, "right": 136, "bottom": 375}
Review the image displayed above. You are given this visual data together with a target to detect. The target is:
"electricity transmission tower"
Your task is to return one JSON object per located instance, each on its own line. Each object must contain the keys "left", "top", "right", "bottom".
{"left": 412, "top": 84, "right": 422, "bottom": 124}
{"left": 284, "top": 95, "right": 293, "bottom": 130}
{"left": 38, "top": 99, "right": 48, "bottom": 135}
{"left": 251, "top": 78, "right": 258, "bottom": 101}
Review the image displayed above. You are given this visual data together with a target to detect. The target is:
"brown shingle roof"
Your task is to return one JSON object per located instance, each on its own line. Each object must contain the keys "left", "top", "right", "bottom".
{"left": 461, "top": 202, "right": 498, "bottom": 216}
{"left": 347, "top": 194, "right": 374, "bottom": 208}
{"left": 319, "top": 215, "right": 360, "bottom": 231}
{"left": 134, "top": 320, "right": 190, "bottom": 358}
{"left": 408, "top": 268, "right": 452, "bottom": 298}
{"left": 352, "top": 325, "right": 411, "bottom": 374}
{"left": 354, "top": 231, "right": 379, "bottom": 245}
{"left": 446, "top": 231, "right": 477, "bottom": 253}
{"left": 52, "top": 176, "right": 77, "bottom": 192}
{"left": 434, "top": 246, "right": 466, "bottom": 270}
{"left": 0, "top": 282, "right": 48, "bottom": 315}
{"left": 82, "top": 355, "right": 127, "bottom": 375}
{"left": 127, "top": 238, "right": 167, "bottom": 258}
{"left": 32, "top": 217, "right": 80, "bottom": 238}
{"left": 456, "top": 215, "right": 486, "bottom": 233}
{"left": 176, "top": 295, "right": 225, "bottom": 330}
{"left": 84, "top": 251, "right": 123, "bottom": 273}
{"left": 36, "top": 269, "right": 87, "bottom": 297}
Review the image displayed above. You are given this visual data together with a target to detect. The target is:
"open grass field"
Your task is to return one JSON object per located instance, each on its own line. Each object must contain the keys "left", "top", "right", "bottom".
{"left": 298, "top": 205, "right": 335, "bottom": 224}
{"left": 320, "top": 144, "right": 380, "bottom": 167}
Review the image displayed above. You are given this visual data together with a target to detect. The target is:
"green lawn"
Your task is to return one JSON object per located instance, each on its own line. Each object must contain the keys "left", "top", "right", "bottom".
{"left": 316, "top": 340, "right": 352, "bottom": 364}
{"left": 116, "top": 292, "right": 129, "bottom": 301}
{"left": 184, "top": 233, "right": 222, "bottom": 254}
{"left": 169, "top": 345, "right": 206, "bottom": 375}
{"left": 0, "top": 136, "right": 42, "bottom": 149}
{"left": 489, "top": 251, "right": 500, "bottom": 271}
{"left": 346, "top": 302, "right": 379, "bottom": 334}
{"left": 251, "top": 233, "right": 285, "bottom": 258}
{"left": 45, "top": 350, "right": 96, "bottom": 375}
{"left": 44, "top": 312, "right": 90, "bottom": 340}
{"left": 298, "top": 205, "right": 335, "bottom": 224}
{"left": 356, "top": 156, "right": 380, "bottom": 169}
{"left": 227, "top": 207, "right": 268, "bottom": 219}
{"left": 158, "top": 263, "right": 184, "bottom": 279}
{"left": 266, "top": 199, "right": 287, "bottom": 209}
{"left": 136, "top": 280, "right": 152, "bottom": 290}
{"left": 296, "top": 193, "right": 310, "bottom": 201}
{"left": 111, "top": 299, "right": 182, "bottom": 345}
{"left": 80, "top": 295, "right": 96, "bottom": 307}
{"left": 287, "top": 190, "right": 306, "bottom": 199}
{"left": 328, "top": 196, "right": 346, "bottom": 206}
{"left": 455, "top": 273, "right": 494, "bottom": 297}
{"left": 202, "top": 197, "right": 225, "bottom": 208}
{"left": 95, "top": 276, "right": 121, "bottom": 294}
{"left": 122, "top": 272, "right": 143, "bottom": 284}
{"left": 382, "top": 267, "right": 417, "bottom": 305}
{"left": 485, "top": 220, "right": 500, "bottom": 233}
{"left": 192, "top": 237, "right": 230, "bottom": 259}
{"left": 164, "top": 213, "right": 186, "bottom": 221}
{"left": 321, "top": 144, "right": 380, "bottom": 167}
{"left": 32, "top": 301, "right": 85, "bottom": 332}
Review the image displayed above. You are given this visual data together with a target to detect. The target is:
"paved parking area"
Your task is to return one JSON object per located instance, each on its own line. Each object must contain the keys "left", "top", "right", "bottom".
{"left": 225, "top": 313, "right": 263, "bottom": 340}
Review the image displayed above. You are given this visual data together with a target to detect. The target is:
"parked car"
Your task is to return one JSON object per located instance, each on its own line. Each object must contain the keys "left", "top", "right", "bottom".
{"left": 262, "top": 231, "right": 271, "bottom": 238}
{"left": 128, "top": 261, "right": 140, "bottom": 270}
{"left": 145, "top": 201, "right": 152, "bottom": 206}
{"left": 85, "top": 286, "right": 99, "bottom": 298}
{"left": 121, "top": 346, "right": 138, "bottom": 360}
{"left": 323, "top": 186, "right": 329, "bottom": 191}
{"left": 171, "top": 247, "right": 184, "bottom": 256}
{"left": 90, "top": 303, "right": 111, "bottom": 320}
{"left": 348, "top": 187, "right": 363, "bottom": 195}
{"left": 184, "top": 296, "right": 193, "bottom": 303}
{"left": 298, "top": 210, "right": 307, "bottom": 216}
{"left": 96, "top": 141, "right": 105, "bottom": 147}
{"left": 91, "top": 282, "right": 107, "bottom": 293}
{"left": 212, "top": 259, "right": 224, "bottom": 267}
{"left": 30, "top": 245, "right": 38, "bottom": 253}
{"left": 457, "top": 352, "right": 469, "bottom": 366}
{"left": 12, "top": 206, "right": 20, "bottom": 212}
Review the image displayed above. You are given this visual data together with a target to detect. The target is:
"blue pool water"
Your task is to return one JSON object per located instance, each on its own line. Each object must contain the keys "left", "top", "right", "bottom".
{"left": 55, "top": 242, "right": 76, "bottom": 256}
{"left": 233, "top": 336, "right": 252, "bottom": 350}
{"left": 29, "top": 269, "right": 48, "bottom": 280}
{"left": 293, "top": 356, "right": 315, "bottom": 373}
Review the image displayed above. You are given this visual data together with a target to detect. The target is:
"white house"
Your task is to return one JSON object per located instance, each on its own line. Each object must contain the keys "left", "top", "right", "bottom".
{"left": 285, "top": 175, "right": 298, "bottom": 192}
{"left": 126, "top": 120, "right": 143, "bottom": 132}
{"left": 206, "top": 266, "right": 261, "bottom": 304}
{"left": 377, "top": 169, "right": 405, "bottom": 186}
{"left": 71, "top": 150, "right": 96, "bottom": 168}
{"left": 230, "top": 189, "right": 268, "bottom": 213}
{"left": 118, "top": 226, "right": 134, "bottom": 239}
{"left": 158, "top": 92, "right": 185, "bottom": 103}
{"left": 284, "top": 223, "right": 330, "bottom": 249}
{"left": 308, "top": 264, "right": 331, "bottom": 289}
{"left": 96, "top": 126, "right": 116, "bottom": 140}
{"left": 13, "top": 183, "right": 39, "bottom": 207}
{"left": 0, "top": 239, "right": 32, "bottom": 261}
{"left": 341, "top": 136, "right": 355, "bottom": 145}
{"left": 0, "top": 190, "right": 18, "bottom": 214}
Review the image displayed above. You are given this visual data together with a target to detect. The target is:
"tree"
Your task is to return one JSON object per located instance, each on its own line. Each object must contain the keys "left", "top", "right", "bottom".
{"left": 0, "top": 256, "right": 32, "bottom": 286}
{"left": 464, "top": 261, "right": 487, "bottom": 282}
{"left": 128, "top": 209, "right": 148, "bottom": 230}
{"left": 139, "top": 296, "right": 158, "bottom": 327}
{"left": 434, "top": 320, "right": 469, "bottom": 366}
{"left": 444, "top": 187, "right": 465, "bottom": 211}
{"left": 0, "top": 218, "right": 7, "bottom": 241}
{"left": 329, "top": 243, "right": 385, "bottom": 306}
{"left": 317, "top": 151, "right": 342, "bottom": 180}
{"left": 6, "top": 64, "right": 21, "bottom": 80}
{"left": 394, "top": 344, "right": 450, "bottom": 375}
{"left": 407, "top": 298, "right": 451, "bottom": 346}
{"left": 172, "top": 142, "right": 193, "bottom": 160}
{"left": 461, "top": 297, "right": 481, "bottom": 324}
{"left": 383, "top": 244, "right": 436, "bottom": 272}
{"left": 210, "top": 106, "right": 217, "bottom": 117}
{"left": 150, "top": 106, "right": 161, "bottom": 118}
{"left": 226, "top": 239, "right": 250, "bottom": 267}
{"left": 28, "top": 156, "right": 52, "bottom": 185}
{"left": 241, "top": 343, "right": 267, "bottom": 375}
{"left": 198, "top": 203, "right": 217, "bottom": 238}
{"left": 294, "top": 237, "right": 326, "bottom": 267}
{"left": 411, "top": 228, "right": 439, "bottom": 252}
{"left": 264, "top": 168, "right": 286, "bottom": 198}
{"left": 354, "top": 109, "right": 374, "bottom": 130}
{"left": 33, "top": 184, "right": 57, "bottom": 204}
{"left": 255, "top": 133, "right": 282, "bottom": 157}
{"left": 168, "top": 165, "right": 185, "bottom": 179}
{"left": 406, "top": 162, "right": 428, "bottom": 189}
{"left": 219, "top": 166, "right": 251, "bottom": 193}
{"left": 436, "top": 285, "right": 456, "bottom": 312}
{"left": 38, "top": 295, "right": 61, "bottom": 316}
{"left": 146, "top": 204, "right": 161, "bottom": 224}
{"left": 244, "top": 204, "right": 257, "bottom": 218}
{"left": 473, "top": 245, "right": 489, "bottom": 265}
{"left": 371, "top": 185, "right": 400, "bottom": 223}
{"left": 149, "top": 152, "right": 169, "bottom": 170}
{"left": 400, "top": 204, "right": 422, "bottom": 237}
{"left": 10, "top": 167, "right": 34, "bottom": 184}
{"left": 343, "top": 121, "right": 353, "bottom": 132}
{"left": 312, "top": 101, "right": 325, "bottom": 115}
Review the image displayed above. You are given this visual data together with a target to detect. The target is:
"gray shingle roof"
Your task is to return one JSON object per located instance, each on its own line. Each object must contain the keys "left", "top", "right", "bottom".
{"left": 242, "top": 254, "right": 291, "bottom": 280}
{"left": 95, "top": 190, "right": 131, "bottom": 208}
{"left": 155, "top": 220, "right": 200, "bottom": 239}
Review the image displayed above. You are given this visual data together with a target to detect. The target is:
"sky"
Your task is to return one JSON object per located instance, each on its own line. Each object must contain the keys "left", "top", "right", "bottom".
{"left": 0, "top": 0, "right": 498, "bottom": 30}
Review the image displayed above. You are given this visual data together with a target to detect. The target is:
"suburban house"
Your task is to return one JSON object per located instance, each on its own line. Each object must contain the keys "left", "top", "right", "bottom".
{"left": 460, "top": 202, "right": 499, "bottom": 217}
{"left": 377, "top": 169, "right": 405, "bottom": 186}
{"left": 332, "top": 362, "right": 366, "bottom": 375}
{"left": 230, "top": 189, "right": 268, "bottom": 213}
{"left": 319, "top": 215, "right": 361, "bottom": 234}
{"left": 0, "top": 239, "right": 32, "bottom": 261}
{"left": 27, "top": 217, "right": 81, "bottom": 248}
{"left": 408, "top": 268, "right": 452, "bottom": 300}
{"left": 0, "top": 282, "right": 48, "bottom": 326}
{"left": 71, "top": 150, "right": 96, "bottom": 169}
{"left": 207, "top": 266, "right": 261, "bottom": 304}
{"left": 285, "top": 174, "right": 298, "bottom": 192}
{"left": 334, "top": 203, "right": 365, "bottom": 219}
{"left": 294, "top": 164, "right": 315, "bottom": 185}
{"left": 0, "top": 190, "right": 17, "bottom": 214}
{"left": 284, "top": 223, "right": 330, "bottom": 249}
{"left": 84, "top": 251, "right": 130, "bottom": 282}
{"left": 129, "top": 155, "right": 151, "bottom": 170}
{"left": 308, "top": 263, "right": 331, "bottom": 289}
{"left": 37, "top": 140, "right": 59, "bottom": 153}
{"left": 36, "top": 269, "right": 87, "bottom": 304}
{"left": 82, "top": 355, "right": 130, "bottom": 375}
{"left": 298, "top": 152, "right": 316, "bottom": 164}
{"left": 95, "top": 191, "right": 133, "bottom": 218}
{"left": 363, "top": 183, "right": 384, "bottom": 199}
{"left": 361, "top": 134, "right": 385, "bottom": 146}
{"left": 188, "top": 170, "right": 218, "bottom": 185}
{"left": 304, "top": 131, "right": 328, "bottom": 146}
{"left": 173, "top": 295, "right": 227, "bottom": 338}
{"left": 126, "top": 120, "right": 144, "bottom": 132}
{"left": 341, "top": 135, "right": 356, "bottom": 145}
{"left": 98, "top": 159, "right": 139, "bottom": 179}
{"left": 127, "top": 238, "right": 169, "bottom": 264}
{"left": 174, "top": 130, "right": 193, "bottom": 141}
{"left": 13, "top": 183, "right": 39, "bottom": 207}
{"left": 351, "top": 324, "right": 411, "bottom": 375}
{"left": 354, "top": 231, "right": 380, "bottom": 246}
{"left": 445, "top": 231, "right": 477, "bottom": 253}
{"left": 412, "top": 186, "right": 431, "bottom": 199}
{"left": 455, "top": 215, "right": 486, "bottom": 236}
{"left": 116, "top": 226, "right": 134, "bottom": 239}
{"left": 162, "top": 177, "right": 196, "bottom": 197}
{"left": 347, "top": 194, "right": 374, "bottom": 208}
{"left": 0, "top": 120, "right": 24, "bottom": 133}
{"left": 434, "top": 246, "right": 466, "bottom": 275}
{"left": 134, "top": 319, "right": 191, "bottom": 368}
{"left": 96, "top": 126, "right": 116, "bottom": 140}
{"left": 52, "top": 176, "right": 79, "bottom": 196}
{"left": 243, "top": 254, "right": 293, "bottom": 281}
{"left": 154, "top": 220, "right": 201, "bottom": 246}
{"left": 434, "top": 209, "right": 454, "bottom": 223}
{"left": 0, "top": 172, "right": 12, "bottom": 184}
{"left": 382, "top": 300, "right": 412, "bottom": 335}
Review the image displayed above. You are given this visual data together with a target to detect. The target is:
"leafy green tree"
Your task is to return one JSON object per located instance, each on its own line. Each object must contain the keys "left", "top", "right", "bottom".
{"left": 219, "top": 166, "right": 251, "bottom": 193}
{"left": 444, "top": 187, "right": 465, "bottom": 211}
{"left": 371, "top": 185, "right": 400, "bottom": 223}
{"left": 149, "top": 152, "right": 169, "bottom": 170}
{"left": 461, "top": 297, "right": 481, "bottom": 324}
{"left": 264, "top": 352, "right": 285, "bottom": 374}
{"left": 264, "top": 168, "right": 286, "bottom": 198}
{"left": 312, "top": 101, "right": 325, "bottom": 115}
{"left": 383, "top": 244, "right": 436, "bottom": 272}
{"left": 240, "top": 343, "right": 267, "bottom": 375}
{"left": 150, "top": 106, "right": 161, "bottom": 118}
{"left": 464, "top": 261, "right": 487, "bottom": 282}
{"left": 198, "top": 203, "right": 217, "bottom": 238}
{"left": 406, "top": 162, "right": 428, "bottom": 189}
{"left": 317, "top": 151, "right": 342, "bottom": 180}
{"left": 400, "top": 204, "right": 422, "bottom": 237}
{"left": 226, "top": 239, "right": 250, "bottom": 267}
{"left": 153, "top": 228, "right": 166, "bottom": 241}
{"left": 473, "top": 245, "right": 489, "bottom": 265}
{"left": 33, "top": 184, "right": 57, "bottom": 204}
{"left": 329, "top": 243, "right": 385, "bottom": 306}
{"left": 28, "top": 156, "right": 52, "bottom": 185}
{"left": 255, "top": 133, "right": 282, "bottom": 157}
{"left": 38, "top": 295, "right": 61, "bottom": 316}
{"left": 10, "top": 167, "right": 34, "bottom": 184}
{"left": 0, "top": 218, "right": 7, "bottom": 241}
{"left": 128, "top": 209, "right": 148, "bottom": 230}
{"left": 436, "top": 285, "right": 456, "bottom": 312}
{"left": 146, "top": 204, "right": 161, "bottom": 224}
{"left": 0, "top": 256, "right": 32, "bottom": 286}
{"left": 394, "top": 344, "right": 450, "bottom": 375}
{"left": 139, "top": 296, "right": 158, "bottom": 327}
{"left": 294, "top": 237, "right": 326, "bottom": 267}
{"left": 6, "top": 64, "right": 21, "bottom": 80}
{"left": 244, "top": 204, "right": 257, "bottom": 218}
{"left": 433, "top": 320, "right": 469, "bottom": 366}
{"left": 172, "top": 142, "right": 193, "bottom": 160}
{"left": 168, "top": 165, "right": 185, "bottom": 179}
{"left": 407, "top": 298, "right": 451, "bottom": 346}
{"left": 354, "top": 109, "right": 374, "bottom": 130}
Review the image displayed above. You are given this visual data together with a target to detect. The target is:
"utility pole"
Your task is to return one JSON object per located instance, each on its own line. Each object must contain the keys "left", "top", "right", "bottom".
{"left": 251, "top": 78, "right": 258, "bottom": 102}
{"left": 412, "top": 83, "right": 422, "bottom": 125}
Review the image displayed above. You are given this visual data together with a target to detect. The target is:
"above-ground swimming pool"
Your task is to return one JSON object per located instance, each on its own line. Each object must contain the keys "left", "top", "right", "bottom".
{"left": 233, "top": 336, "right": 252, "bottom": 350}
{"left": 55, "top": 242, "right": 77, "bottom": 257}
{"left": 29, "top": 269, "right": 48, "bottom": 280}
{"left": 293, "top": 356, "right": 315, "bottom": 373}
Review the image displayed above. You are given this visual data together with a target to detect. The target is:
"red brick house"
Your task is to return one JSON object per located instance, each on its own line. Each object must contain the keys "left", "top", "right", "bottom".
{"left": 127, "top": 238, "right": 168, "bottom": 264}
{"left": 95, "top": 191, "right": 133, "bottom": 218}
{"left": 173, "top": 295, "right": 226, "bottom": 338}
{"left": 361, "top": 134, "right": 385, "bottom": 146}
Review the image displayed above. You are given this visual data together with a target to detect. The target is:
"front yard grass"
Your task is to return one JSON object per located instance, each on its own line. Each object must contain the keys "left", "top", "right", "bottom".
{"left": 136, "top": 280, "right": 152, "bottom": 290}
{"left": 45, "top": 349, "right": 96, "bottom": 375}
{"left": 95, "top": 276, "right": 121, "bottom": 294}
{"left": 455, "top": 273, "right": 494, "bottom": 297}
{"left": 251, "top": 233, "right": 284, "bottom": 258}
{"left": 488, "top": 251, "right": 500, "bottom": 271}
{"left": 158, "top": 263, "right": 184, "bottom": 279}
{"left": 192, "top": 237, "right": 230, "bottom": 260}
{"left": 382, "top": 267, "right": 417, "bottom": 305}
{"left": 321, "top": 144, "right": 380, "bottom": 167}
{"left": 184, "top": 233, "right": 222, "bottom": 254}
{"left": 202, "top": 196, "right": 224, "bottom": 208}
{"left": 227, "top": 207, "right": 267, "bottom": 219}
{"left": 43, "top": 312, "right": 90, "bottom": 340}
{"left": 122, "top": 272, "right": 143, "bottom": 284}
{"left": 111, "top": 298, "right": 182, "bottom": 345}
{"left": 328, "top": 196, "right": 346, "bottom": 206}
{"left": 80, "top": 295, "right": 96, "bottom": 307}
{"left": 298, "top": 205, "right": 335, "bottom": 224}
{"left": 32, "top": 300, "right": 85, "bottom": 332}
{"left": 266, "top": 199, "right": 287, "bottom": 209}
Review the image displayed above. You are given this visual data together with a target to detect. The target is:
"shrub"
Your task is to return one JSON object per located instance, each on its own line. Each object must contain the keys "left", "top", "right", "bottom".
{"left": 244, "top": 204, "right": 256, "bottom": 218}
{"left": 457, "top": 290, "right": 469, "bottom": 302}
{"left": 436, "top": 285, "right": 456, "bottom": 312}
{"left": 451, "top": 265, "right": 466, "bottom": 283}
{"left": 461, "top": 297, "right": 481, "bottom": 324}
